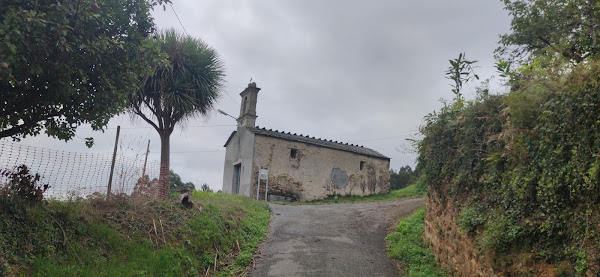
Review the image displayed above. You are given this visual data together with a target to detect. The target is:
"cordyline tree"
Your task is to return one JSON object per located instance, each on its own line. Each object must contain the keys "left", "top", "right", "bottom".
{"left": 129, "top": 29, "right": 224, "bottom": 200}
{"left": 0, "top": 0, "right": 169, "bottom": 143}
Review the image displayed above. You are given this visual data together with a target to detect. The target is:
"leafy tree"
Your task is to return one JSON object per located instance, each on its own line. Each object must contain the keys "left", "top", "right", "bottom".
{"left": 169, "top": 170, "right": 195, "bottom": 191}
{"left": 0, "top": 0, "right": 168, "bottom": 141}
{"left": 498, "top": 0, "right": 600, "bottom": 62}
{"left": 200, "top": 183, "right": 212, "bottom": 192}
{"left": 130, "top": 31, "right": 225, "bottom": 199}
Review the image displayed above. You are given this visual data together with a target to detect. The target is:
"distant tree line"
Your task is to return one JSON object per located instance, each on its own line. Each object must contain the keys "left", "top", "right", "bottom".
{"left": 389, "top": 165, "right": 419, "bottom": 190}
{"left": 169, "top": 170, "right": 212, "bottom": 193}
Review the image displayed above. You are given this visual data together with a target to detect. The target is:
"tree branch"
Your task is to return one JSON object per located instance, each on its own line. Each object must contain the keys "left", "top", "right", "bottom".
{"left": 0, "top": 124, "right": 31, "bottom": 139}
{"left": 0, "top": 110, "right": 61, "bottom": 139}
{"left": 132, "top": 102, "right": 161, "bottom": 132}
{"left": 141, "top": 96, "right": 160, "bottom": 121}
{"left": 537, "top": 36, "right": 562, "bottom": 53}
{"left": 537, "top": 35, "right": 581, "bottom": 60}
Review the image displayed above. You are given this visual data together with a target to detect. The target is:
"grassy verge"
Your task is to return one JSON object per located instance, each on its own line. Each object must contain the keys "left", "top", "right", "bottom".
{"left": 277, "top": 183, "right": 426, "bottom": 205}
{"left": 0, "top": 191, "right": 269, "bottom": 276}
{"left": 386, "top": 207, "right": 446, "bottom": 277}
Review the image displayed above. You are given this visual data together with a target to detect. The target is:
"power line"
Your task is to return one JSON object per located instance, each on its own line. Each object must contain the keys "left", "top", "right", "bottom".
{"left": 224, "top": 90, "right": 240, "bottom": 105}
{"left": 149, "top": 150, "right": 224, "bottom": 154}
{"left": 78, "top": 124, "right": 236, "bottom": 130}
{"left": 167, "top": 3, "right": 240, "bottom": 106}
{"left": 170, "top": 3, "right": 189, "bottom": 36}
{"left": 350, "top": 135, "right": 411, "bottom": 143}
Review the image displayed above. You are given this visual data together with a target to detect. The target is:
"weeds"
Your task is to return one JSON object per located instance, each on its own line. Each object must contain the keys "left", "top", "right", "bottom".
{"left": 386, "top": 208, "right": 446, "bottom": 276}
{"left": 0, "top": 191, "right": 269, "bottom": 276}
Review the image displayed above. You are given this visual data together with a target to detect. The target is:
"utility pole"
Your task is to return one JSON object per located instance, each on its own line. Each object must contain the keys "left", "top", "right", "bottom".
{"left": 107, "top": 126, "right": 120, "bottom": 199}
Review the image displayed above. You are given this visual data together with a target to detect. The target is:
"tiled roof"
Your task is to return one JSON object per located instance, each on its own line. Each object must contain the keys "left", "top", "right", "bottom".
{"left": 248, "top": 126, "right": 390, "bottom": 160}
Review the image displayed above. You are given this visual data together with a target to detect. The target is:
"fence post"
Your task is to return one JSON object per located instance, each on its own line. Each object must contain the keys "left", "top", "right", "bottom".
{"left": 107, "top": 126, "right": 120, "bottom": 199}
{"left": 141, "top": 140, "right": 150, "bottom": 181}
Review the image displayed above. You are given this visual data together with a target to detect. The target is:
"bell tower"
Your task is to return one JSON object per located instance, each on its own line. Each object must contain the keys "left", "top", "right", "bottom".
{"left": 238, "top": 82, "right": 260, "bottom": 127}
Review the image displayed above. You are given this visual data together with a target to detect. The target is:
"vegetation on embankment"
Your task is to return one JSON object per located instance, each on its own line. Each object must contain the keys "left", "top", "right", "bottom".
{"left": 418, "top": 57, "right": 600, "bottom": 275}
{"left": 278, "top": 178, "right": 427, "bottom": 205}
{"left": 386, "top": 207, "right": 446, "bottom": 277}
{"left": 0, "top": 191, "right": 269, "bottom": 276}
{"left": 415, "top": 0, "right": 600, "bottom": 274}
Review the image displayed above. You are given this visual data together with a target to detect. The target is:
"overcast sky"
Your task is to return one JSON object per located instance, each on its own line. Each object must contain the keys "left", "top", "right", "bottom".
{"left": 12, "top": 0, "right": 511, "bottom": 191}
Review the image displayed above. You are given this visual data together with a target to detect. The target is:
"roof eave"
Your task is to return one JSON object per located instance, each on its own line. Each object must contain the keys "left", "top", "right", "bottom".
{"left": 223, "top": 131, "right": 237, "bottom": 147}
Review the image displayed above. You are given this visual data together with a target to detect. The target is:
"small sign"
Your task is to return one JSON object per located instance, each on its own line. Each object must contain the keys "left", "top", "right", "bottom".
{"left": 259, "top": 168, "right": 269, "bottom": 180}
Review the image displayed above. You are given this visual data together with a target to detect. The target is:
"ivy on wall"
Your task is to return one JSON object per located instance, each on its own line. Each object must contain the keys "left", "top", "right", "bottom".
{"left": 418, "top": 58, "right": 600, "bottom": 274}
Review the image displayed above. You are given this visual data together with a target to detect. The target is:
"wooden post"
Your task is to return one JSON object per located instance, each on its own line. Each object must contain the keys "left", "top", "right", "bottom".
{"left": 141, "top": 140, "right": 150, "bottom": 180}
{"left": 107, "top": 126, "right": 120, "bottom": 199}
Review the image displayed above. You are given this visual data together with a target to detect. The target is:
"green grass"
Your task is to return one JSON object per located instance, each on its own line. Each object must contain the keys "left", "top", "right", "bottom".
{"left": 277, "top": 183, "right": 426, "bottom": 205}
{"left": 386, "top": 207, "right": 446, "bottom": 277}
{"left": 0, "top": 192, "right": 270, "bottom": 276}
{"left": 390, "top": 184, "right": 423, "bottom": 198}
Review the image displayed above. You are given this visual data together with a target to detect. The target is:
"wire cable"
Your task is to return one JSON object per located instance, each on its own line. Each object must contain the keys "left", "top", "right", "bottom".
{"left": 77, "top": 124, "right": 236, "bottom": 130}
{"left": 170, "top": 3, "right": 189, "bottom": 36}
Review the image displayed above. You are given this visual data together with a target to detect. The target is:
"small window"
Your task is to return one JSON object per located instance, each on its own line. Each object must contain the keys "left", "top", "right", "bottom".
{"left": 290, "top": 149, "right": 298, "bottom": 159}
{"left": 360, "top": 161, "right": 365, "bottom": 170}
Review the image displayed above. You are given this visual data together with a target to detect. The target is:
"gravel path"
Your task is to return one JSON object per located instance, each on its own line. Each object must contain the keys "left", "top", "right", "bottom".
{"left": 249, "top": 197, "right": 426, "bottom": 277}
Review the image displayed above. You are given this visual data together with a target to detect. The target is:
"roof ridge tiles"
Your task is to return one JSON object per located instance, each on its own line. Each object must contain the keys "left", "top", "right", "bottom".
{"left": 247, "top": 126, "right": 389, "bottom": 159}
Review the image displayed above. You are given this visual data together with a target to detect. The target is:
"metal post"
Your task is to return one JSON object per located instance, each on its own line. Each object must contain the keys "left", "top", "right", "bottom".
{"left": 141, "top": 140, "right": 150, "bottom": 180}
{"left": 264, "top": 173, "right": 269, "bottom": 202}
{"left": 256, "top": 168, "right": 260, "bottom": 200}
{"left": 107, "top": 126, "right": 120, "bottom": 199}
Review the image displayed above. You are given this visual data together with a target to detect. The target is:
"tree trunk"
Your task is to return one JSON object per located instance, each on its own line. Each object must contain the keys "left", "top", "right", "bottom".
{"left": 159, "top": 132, "right": 170, "bottom": 200}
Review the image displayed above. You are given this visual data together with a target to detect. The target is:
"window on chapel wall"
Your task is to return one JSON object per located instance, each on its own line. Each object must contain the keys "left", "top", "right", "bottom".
{"left": 290, "top": 148, "right": 298, "bottom": 159}
{"left": 360, "top": 161, "right": 365, "bottom": 170}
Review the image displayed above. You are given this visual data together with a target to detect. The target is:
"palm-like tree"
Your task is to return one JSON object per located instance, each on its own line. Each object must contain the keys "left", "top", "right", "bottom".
{"left": 129, "top": 29, "right": 225, "bottom": 200}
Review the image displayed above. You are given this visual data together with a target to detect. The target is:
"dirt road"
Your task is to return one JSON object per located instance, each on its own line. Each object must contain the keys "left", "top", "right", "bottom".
{"left": 249, "top": 197, "right": 426, "bottom": 277}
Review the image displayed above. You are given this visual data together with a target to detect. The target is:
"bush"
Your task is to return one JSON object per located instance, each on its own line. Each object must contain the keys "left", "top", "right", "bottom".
{"left": 417, "top": 58, "right": 600, "bottom": 273}
{"left": 0, "top": 165, "right": 48, "bottom": 203}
